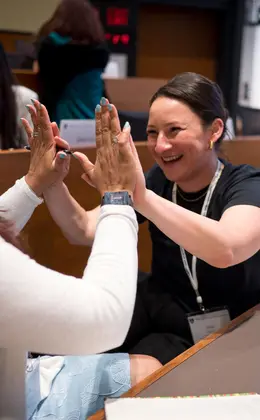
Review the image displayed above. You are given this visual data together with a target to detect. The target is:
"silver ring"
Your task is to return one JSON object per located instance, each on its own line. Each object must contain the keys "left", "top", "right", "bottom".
{"left": 33, "top": 130, "right": 40, "bottom": 138}
{"left": 112, "top": 136, "right": 119, "bottom": 145}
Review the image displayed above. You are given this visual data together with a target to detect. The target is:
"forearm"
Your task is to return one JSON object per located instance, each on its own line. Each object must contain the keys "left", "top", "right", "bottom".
{"left": 0, "top": 177, "right": 43, "bottom": 232}
{"left": 137, "top": 190, "right": 233, "bottom": 268}
{"left": 82, "top": 205, "right": 138, "bottom": 350}
{"left": 44, "top": 182, "right": 94, "bottom": 246}
{"left": 0, "top": 206, "right": 138, "bottom": 354}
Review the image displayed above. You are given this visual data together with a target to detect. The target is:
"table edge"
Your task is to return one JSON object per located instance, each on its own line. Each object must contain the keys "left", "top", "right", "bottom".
{"left": 88, "top": 304, "right": 258, "bottom": 420}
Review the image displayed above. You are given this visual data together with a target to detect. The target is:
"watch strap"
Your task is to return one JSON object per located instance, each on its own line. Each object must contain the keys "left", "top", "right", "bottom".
{"left": 101, "top": 191, "right": 133, "bottom": 207}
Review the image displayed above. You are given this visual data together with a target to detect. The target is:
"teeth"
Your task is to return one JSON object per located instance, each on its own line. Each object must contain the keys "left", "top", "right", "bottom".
{"left": 162, "top": 154, "right": 182, "bottom": 162}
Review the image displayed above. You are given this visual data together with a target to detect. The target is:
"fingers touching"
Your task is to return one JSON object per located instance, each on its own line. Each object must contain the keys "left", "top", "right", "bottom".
{"left": 54, "top": 136, "right": 70, "bottom": 151}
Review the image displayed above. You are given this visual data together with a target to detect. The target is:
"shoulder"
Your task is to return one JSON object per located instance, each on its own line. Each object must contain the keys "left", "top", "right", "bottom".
{"left": 221, "top": 160, "right": 260, "bottom": 188}
{"left": 37, "top": 33, "right": 70, "bottom": 57}
{"left": 74, "top": 42, "right": 109, "bottom": 63}
{"left": 41, "top": 32, "right": 72, "bottom": 47}
{"left": 92, "top": 42, "right": 110, "bottom": 54}
{"left": 218, "top": 160, "right": 260, "bottom": 210}
{"left": 12, "top": 85, "right": 38, "bottom": 103}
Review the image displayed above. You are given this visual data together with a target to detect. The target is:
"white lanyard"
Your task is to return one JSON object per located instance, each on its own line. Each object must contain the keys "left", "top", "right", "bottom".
{"left": 172, "top": 160, "right": 224, "bottom": 311}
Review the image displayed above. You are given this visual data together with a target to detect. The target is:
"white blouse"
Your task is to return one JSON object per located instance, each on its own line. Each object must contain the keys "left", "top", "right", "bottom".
{"left": 0, "top": 178, "right": 138, "bottom": 419}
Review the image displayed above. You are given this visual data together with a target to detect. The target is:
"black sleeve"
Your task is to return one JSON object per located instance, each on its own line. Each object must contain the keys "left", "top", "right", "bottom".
{"left": 223, "top": 166, "right": 260, "bottom": 213}
{"left": 135, "top": 209, "right": 147, "bottom": 225}
{"left": 135, "top": 164, "right": 165, "bottom": 224}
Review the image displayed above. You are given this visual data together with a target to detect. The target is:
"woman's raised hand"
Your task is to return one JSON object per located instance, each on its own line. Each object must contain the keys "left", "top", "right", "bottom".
{"left": 74, "top": 98, "right": 137, "bottom": 197}
{"left": 21, "top": 100, "right": 71, "bottom": 196}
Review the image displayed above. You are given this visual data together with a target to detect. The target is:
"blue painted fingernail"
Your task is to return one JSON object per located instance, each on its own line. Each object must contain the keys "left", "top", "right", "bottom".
{"left": 95, "top": 104, "right": 101, "bottom": 112}
{"left": 124, "top": 121, "right": 130, "bottom": 129}
{"left": 25, "top": 105, "right": 30, "bottom": 110}
{"left": 59, "top": 152, "right": 66, "bottom": 159}
{"left": 31, "top": 98, "right": 37, "bottom": 105}
{"left": 100, "top": 97, "right": 107, "bottom": 106}
{"left": 108, "top": 103, "right": 113, "bottom": 111}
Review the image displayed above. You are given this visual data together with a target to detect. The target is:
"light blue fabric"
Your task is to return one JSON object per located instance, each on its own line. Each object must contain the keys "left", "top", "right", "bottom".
{"left": 27, "top": 354, "right": 131, "bottom": 420}
{"left": 49, "top": 32, "right": 72, "bottom": 45}
{"left": 54, "top": 69, "right": 103, "bottom": 126}
{"left": 48, "top": 31, "right": 105, "bottom": 126}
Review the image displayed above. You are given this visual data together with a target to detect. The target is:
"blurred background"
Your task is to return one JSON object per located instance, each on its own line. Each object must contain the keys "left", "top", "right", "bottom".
{"left": 0, "top": 0, "right": 259, "bottom": 136}
{"left": 1, "top": 0, "right": 260, "bottom": 276}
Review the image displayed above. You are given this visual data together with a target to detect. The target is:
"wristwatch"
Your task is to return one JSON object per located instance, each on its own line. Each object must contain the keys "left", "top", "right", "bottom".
{"left": 101, "top": 191, "right": 133, "bottom": 207}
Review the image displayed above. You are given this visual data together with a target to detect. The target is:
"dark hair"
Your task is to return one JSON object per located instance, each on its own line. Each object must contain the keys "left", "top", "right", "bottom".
{"left": 36, "top": 0, "right": 105, "bottom": 45}
{"left": 0, "top": 43, "right": 19, "bottom": 149}
{"left": 150, "top": 72, "right": 228, "bottom": 147}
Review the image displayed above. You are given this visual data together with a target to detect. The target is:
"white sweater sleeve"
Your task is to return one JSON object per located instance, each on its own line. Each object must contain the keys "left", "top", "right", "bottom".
{"left": 0, "top": 177, "right": 43, "bottom": 232}
{"left": 0, "top": 205, "right": 138, "bottom": 354}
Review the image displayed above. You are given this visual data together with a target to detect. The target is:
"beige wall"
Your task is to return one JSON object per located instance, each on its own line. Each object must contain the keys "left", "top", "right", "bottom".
{"left": 0, "top": 0, "right": 59, "bottom": 33}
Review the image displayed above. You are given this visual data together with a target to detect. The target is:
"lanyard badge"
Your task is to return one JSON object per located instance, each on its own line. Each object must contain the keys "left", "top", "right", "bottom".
{"left": 172, "top": 160, "right": 224, "bottom": 312}
{"left": 172, "top": 160, "right": 230, "bottom": 342}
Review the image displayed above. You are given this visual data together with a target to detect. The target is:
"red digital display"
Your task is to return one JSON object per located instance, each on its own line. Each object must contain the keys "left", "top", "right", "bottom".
{"left": 105, "top": 33, "right": 130, "bottom": 45}
{"left": 120, "top": 34, "right": 130, "bottom": 45}
{"left": 106, "top": 7, "right": 129, "bottom": 26}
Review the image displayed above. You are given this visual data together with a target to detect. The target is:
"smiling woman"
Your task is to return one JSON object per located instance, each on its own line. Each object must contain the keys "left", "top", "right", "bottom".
{"left": 41, "top": 74, "right": 260, "bottom": 367}
{"left": 146, "top": 72, "right": 227, "bottom": 191}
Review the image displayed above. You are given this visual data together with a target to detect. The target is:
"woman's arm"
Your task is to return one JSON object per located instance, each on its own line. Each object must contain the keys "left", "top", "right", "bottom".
{"left": 44, "top": 182, "right": 99, "bottom": 246}
{"left": 0, "top": 177, "right": 43, "bottom": 232}
{"left": 137, "top": 190, "right": 260, "bottom": 268}
{"left": 0, "top": 205, "right": 138, "bottom": 355}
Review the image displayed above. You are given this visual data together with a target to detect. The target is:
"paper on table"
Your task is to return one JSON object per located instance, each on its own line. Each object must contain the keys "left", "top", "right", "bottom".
{"left": 105, "top": 394, "right": 260, "bottom": 420}
{"left": 60, "top": 119, "right": 96, "bottom": 148}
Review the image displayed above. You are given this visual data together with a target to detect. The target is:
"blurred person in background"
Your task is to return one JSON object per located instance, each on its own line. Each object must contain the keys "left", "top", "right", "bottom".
{"left": 0, "top": 43, "right": 37, "bottom": 149}
{"left": 35, "top": 0, "right": 109, "bottom": 126}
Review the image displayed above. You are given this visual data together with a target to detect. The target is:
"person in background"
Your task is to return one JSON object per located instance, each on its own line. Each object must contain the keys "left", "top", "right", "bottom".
{"left": 35, "top": 0, "right": 109, "bottom": 126}
{"left": 0, "top": 99, "right": 161, "bottom": 419}
{"left": 41, "top": 74, "right": 260, "bottom": 366}
{"left": 0, "top": 42, "right": 37, "bottom": 149}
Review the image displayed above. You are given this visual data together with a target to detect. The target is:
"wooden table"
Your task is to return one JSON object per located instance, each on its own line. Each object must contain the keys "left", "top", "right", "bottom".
{"left": 0, "top": 143, "right": 154, "bottom": 275}
{"left": 89, "top": 305, "right": 260, "bottom": 419}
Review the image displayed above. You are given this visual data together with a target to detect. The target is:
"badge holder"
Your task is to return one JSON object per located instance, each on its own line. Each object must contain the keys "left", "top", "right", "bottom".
{"left": 187, "top": 306, "right": 230, "bottom": 344}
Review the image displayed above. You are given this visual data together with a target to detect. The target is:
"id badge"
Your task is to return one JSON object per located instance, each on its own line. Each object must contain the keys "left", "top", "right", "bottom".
{"left": 187, "top": 307, "right": 230, "bottom": 344}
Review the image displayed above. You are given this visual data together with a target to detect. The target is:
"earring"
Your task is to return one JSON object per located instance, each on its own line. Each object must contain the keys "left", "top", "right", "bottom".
{"left": 209, "top": 140, "right": 214, "bottom": 150}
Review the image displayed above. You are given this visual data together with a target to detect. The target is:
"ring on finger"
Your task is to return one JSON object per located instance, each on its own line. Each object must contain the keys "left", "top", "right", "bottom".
{"left": 112, "top": 135, "right": 119, "bottom": 145}
{"left": 33, "top": 126, "right": 41, "bottom": 138}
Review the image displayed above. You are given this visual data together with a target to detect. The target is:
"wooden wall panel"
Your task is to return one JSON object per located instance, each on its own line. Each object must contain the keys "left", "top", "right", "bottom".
{"left": 0, "top": 144, "right": 154, "bottom": 276}
{"left": 136, "top": 5, "right": 220, "bottom": 80}
{"left": 13, "top": 72, "right": 167, "bottom": 113}
{"left": 0, "top": 139, "right": 260, "bottom": 277}
{"left": 0, "top": 31, "right": 33, "bottom": 52}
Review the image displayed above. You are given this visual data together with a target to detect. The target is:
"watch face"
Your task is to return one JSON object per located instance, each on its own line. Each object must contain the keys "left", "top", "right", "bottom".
{"left": 111, "top": 193, "right": 124, "bottom": 203}
{"left": 102, "top": 191, "right": 133, "bottom": 206}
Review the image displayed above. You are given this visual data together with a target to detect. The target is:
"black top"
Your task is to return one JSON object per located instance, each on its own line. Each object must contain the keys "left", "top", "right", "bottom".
{"left": 137, "top": 160, "right": 260, "bottom": 319}
{"left": 37, "top": 35, "right": 109, "bottom": 119}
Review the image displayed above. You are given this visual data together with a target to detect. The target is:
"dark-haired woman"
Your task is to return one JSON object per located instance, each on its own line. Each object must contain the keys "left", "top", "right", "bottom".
{"left": 41, "top": 73, "right": 260, "bottom": 365}
{"left": 0, "top": 42, "right": 37, "bottom": 149}
{"left": 35, "top": 0, "right": 109, "bottom": 125}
